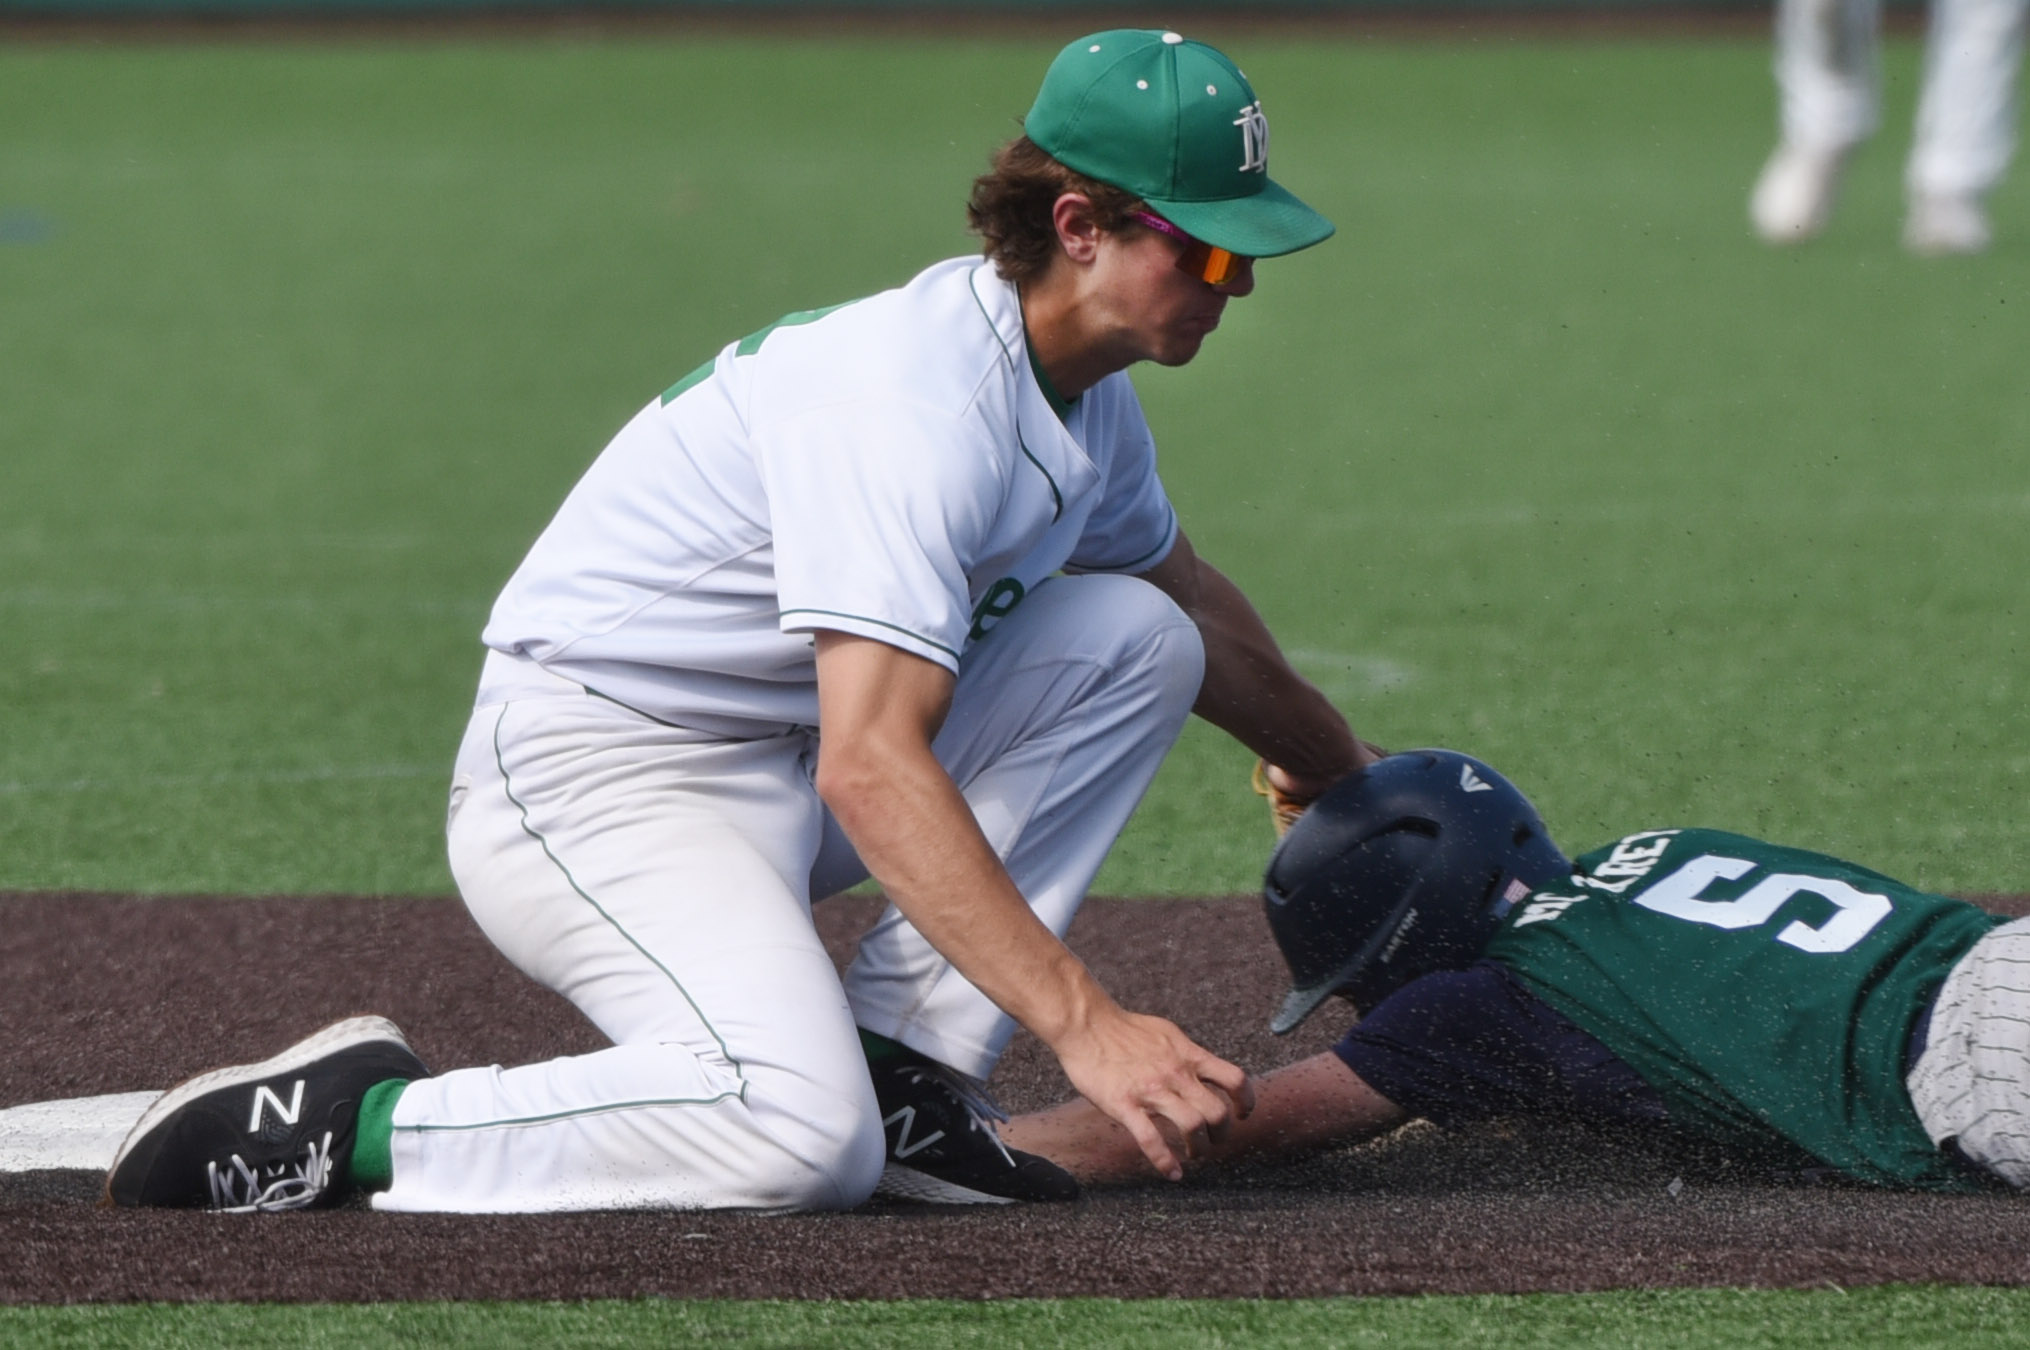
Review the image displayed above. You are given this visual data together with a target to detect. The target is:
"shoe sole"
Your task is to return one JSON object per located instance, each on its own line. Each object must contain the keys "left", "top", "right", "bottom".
{"left": 103, "top": 1015, "right": 413, "bottom": 1206}
{"left": 874, "top": 1161, "right": 1018, "bottom": 1206}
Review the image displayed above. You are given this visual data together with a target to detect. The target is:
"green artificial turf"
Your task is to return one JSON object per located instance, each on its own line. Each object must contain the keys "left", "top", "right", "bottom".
{"left": 2, "top": 36, "right": 2026, "bottom": 901}
{"left": 7, "top": 1286, "right": 2030, "bottom": 1347}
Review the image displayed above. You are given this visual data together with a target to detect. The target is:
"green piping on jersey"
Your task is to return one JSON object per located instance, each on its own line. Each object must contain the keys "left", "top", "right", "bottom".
{"left": 778, "top": 608, "right": 958, "bottom": 660}
{"left": 486, "top": 705, "right": 746, "bottom": 1093}
{"left": 1024, "top": 331, "right": 1076, "bottom": 422}
{"left": 968, "top": 273, "right": 1069, "bottom": 519}
{"left": 582, "top": 684, "right": 696, "bottom": 731}
{"left": 1018, "top": 435, "right": 1064, "bottom": 523}
{"left": 662, "top": 299, "right": 863, "bottom": 405}
{"left": 1095, "top": 511, "right": 1178, "bottom": 574}
{"left": 970, "top": 269, "right": 1022, "bottom": 372}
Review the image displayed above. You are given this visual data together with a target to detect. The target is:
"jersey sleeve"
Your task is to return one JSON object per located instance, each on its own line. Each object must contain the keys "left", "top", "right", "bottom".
{"left": 1064, "top": 376, "right": 1178, "bottom": 574}
{"left": 1332, "top": 961, "right": 1668, "bottom": 1129}
{"left": 758, "top": 397, "right": 1001, "bottom": 672}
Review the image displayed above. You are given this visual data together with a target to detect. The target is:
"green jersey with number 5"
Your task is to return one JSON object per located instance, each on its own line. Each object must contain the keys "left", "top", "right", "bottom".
{"left": 1484, "top": 828, "right": 2005, "bottom": 1189}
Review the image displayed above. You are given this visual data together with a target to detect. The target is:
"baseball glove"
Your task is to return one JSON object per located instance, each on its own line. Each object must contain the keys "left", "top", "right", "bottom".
{"left": 1252, "top": 760, "right": 1315, "bottom": 839}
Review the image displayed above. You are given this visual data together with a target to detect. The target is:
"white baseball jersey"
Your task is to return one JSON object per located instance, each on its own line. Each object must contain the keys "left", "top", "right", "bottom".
{"left": 482, "top": 256, "right": 1180, "bottom": 736}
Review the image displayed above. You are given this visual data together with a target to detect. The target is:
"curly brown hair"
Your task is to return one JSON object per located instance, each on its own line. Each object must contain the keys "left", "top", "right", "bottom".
{"left": 967, "top": 135, "right": 1144, "bottom": 284}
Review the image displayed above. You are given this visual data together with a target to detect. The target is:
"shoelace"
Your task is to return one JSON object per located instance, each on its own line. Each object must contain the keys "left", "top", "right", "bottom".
{"left": 206, "top": 1131, "right": 335, "bottom": 1213}
{"left": 897, "top": 1063, "right": 1017, "bottom": 1167}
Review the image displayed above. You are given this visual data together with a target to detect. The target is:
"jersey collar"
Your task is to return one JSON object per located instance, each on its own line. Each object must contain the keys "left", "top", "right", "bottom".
{"left": 969, "top": 260, "right": 1079, "bottom": 428}
{"left": 1024, "top": 331, "right": 1075, "bottom": 421}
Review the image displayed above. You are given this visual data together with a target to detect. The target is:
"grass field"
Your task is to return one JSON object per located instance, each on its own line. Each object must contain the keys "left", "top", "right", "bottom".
{"left": 10, "top": 1286, "right": 2030, "bottom": 1347}
{"left": 3, "top": 27, "right": 2028, "bottom": 1344}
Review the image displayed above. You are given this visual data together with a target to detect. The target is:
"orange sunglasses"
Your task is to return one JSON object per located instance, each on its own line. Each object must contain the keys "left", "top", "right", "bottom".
{"left": 1129, "top": 209, "right": 1249, "bottom": 286}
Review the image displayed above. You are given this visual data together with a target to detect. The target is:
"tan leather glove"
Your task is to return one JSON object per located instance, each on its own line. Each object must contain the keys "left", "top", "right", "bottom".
{"left": 1251, "top": 760, "right": 1316, "bottom": 839}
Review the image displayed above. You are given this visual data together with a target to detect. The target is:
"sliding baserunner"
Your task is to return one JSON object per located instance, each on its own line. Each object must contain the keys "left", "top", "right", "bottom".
{"left": 1008, "top": 750, "right": 2023, "bottom": 1194}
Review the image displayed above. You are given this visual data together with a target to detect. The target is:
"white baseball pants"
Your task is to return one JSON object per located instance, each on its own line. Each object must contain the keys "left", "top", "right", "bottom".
{"left": 376, "top": 574, "right": 1203, "bottom": 1213}
{"left": 1774, "top": 0, "right": 2027, "bottom": 196}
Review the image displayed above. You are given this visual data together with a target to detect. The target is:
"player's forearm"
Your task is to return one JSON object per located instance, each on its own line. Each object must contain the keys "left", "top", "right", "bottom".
{"left": 1135, "top": 534, "right": 1368, "bottom": 786}
{"left": 815, "top": 727, "right": 1111, "bottom": 1045}
{"left": 813, "top": 630, "right": 1248, "bottom": 1180}
{"left": 1179, "top": 562, "right": 1369, "bottom": 786}
{"left": 812, "top": 631, "right": 1113, "bottom": 1041}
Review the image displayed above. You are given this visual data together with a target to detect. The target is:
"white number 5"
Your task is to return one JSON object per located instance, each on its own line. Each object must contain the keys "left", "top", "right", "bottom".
{"left": 1633, "top": 855, "right": 1893, "bottom": 954}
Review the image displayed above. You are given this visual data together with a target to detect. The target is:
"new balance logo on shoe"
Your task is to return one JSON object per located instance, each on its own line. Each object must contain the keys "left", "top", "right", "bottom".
{"left": 249, "top": 1080, "right": 306, "bottom": 1133}
{"left": 1460, "top": 764, "right": 1492, "bottom": 793}
{"left": 863, "top": 1037, "right": 1079, "bottom": 1205}
{"left": 883, "top": 1105, "right": 945, "bottom": 1160}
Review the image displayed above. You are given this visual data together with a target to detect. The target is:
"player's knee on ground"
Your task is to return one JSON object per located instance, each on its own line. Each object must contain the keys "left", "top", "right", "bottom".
{"left": 737, "top": 1059, "right": 888, "bottom": 1210}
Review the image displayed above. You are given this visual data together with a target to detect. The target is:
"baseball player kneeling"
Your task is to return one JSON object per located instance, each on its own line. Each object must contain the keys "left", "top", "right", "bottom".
{"left": 1007, "top": 750, "right": 2030, "bottom": 1195}
{"left": 105, "top": 30, "right": 1379, "bottom": 1214}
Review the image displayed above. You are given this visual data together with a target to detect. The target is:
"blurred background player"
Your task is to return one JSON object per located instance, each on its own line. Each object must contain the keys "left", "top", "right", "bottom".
{"left": 1008, "top": 750, "right": 2027, "bottom": 1193}
{"left": 106, "top": 30, "right": 1376, "bottom": 1216}
{"left": 1751, "top": 0, "right": 2026, "bottom": 252}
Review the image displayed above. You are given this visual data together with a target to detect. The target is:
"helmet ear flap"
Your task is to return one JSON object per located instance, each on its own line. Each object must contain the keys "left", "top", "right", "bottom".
{"left": 1263, "top": 750, "right": 1568, "bottom": 1033}
{"left": 1265, "top": 825, "right": 1433, "bottom": 1029}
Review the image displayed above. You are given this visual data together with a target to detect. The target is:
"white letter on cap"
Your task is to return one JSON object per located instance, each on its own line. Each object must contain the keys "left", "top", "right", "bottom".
{"left": 1236, "top": 101, "right": 1269, "bottom": 172}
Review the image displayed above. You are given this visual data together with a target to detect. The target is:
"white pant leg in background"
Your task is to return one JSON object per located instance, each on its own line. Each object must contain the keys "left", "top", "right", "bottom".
{"left": 821, "top": 573, "right": 1205, "bottom": 1080}
{"left": 378, "top": 656, "right": 884, "bottom": 1214}
{"left": 1775, "top": 0, "right": 1885, "bottom": 152}
{"left": 1908, "top": 0, "right": 2029, "bottom": 197}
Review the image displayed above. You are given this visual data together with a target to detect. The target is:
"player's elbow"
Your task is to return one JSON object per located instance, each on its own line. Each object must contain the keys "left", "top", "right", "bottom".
{"left": 811, "top": 740, "right": 893, "bottom": 823}
{"left": 811, "top": 722, "right": 946, "bottom": 828}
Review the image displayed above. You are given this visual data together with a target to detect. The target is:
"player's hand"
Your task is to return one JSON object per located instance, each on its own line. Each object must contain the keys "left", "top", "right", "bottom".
{"left": 1255, "top": 743, "right": 1389, "bottom": 838}
{"left": 1253, "top": 760, "right": 1316, "bottom": 838}
{"left": 1047, "top": 1006, "right": 1255, "bottom": 1181}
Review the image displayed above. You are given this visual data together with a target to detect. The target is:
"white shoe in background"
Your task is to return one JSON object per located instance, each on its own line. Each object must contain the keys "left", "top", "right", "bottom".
{"left": 1750, "top": 142, "right": 1849, "bottom": 243}
{"left": 1904, "top": 192, "right": 1992, "bottom": 255}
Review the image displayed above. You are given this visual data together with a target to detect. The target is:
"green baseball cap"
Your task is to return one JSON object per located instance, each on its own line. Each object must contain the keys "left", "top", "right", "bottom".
{"left": 1025, "top": 29, "right": 1334, "bottom": 259}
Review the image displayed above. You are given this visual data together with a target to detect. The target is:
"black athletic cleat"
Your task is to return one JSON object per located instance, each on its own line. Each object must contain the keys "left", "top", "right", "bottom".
{"left": 867, "top": 1042, "right": 1079, "bottom": 1205}
{"left": 104, "top": 1015, "right": 426, "bottom": 1212}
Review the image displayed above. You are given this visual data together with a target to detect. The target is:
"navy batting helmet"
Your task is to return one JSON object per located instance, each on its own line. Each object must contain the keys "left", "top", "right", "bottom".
{"left": 1263, "top": 749, "right": 1570, "bottom": 1033}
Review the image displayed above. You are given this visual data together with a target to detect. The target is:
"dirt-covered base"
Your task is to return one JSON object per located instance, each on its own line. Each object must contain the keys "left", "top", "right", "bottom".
{"left": 7, "top": 889, "right": 2030, "bottom": 1304}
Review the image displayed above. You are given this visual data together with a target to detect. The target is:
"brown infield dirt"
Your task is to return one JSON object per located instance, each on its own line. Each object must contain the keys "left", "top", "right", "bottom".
{"left": 9, "top": 888, "right": 2030, "bottom": 1304}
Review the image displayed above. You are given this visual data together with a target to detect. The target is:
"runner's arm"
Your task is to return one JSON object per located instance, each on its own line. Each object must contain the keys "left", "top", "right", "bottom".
{"left": 1002, "top": 1050, "right": 1407, "bottom": 1185}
